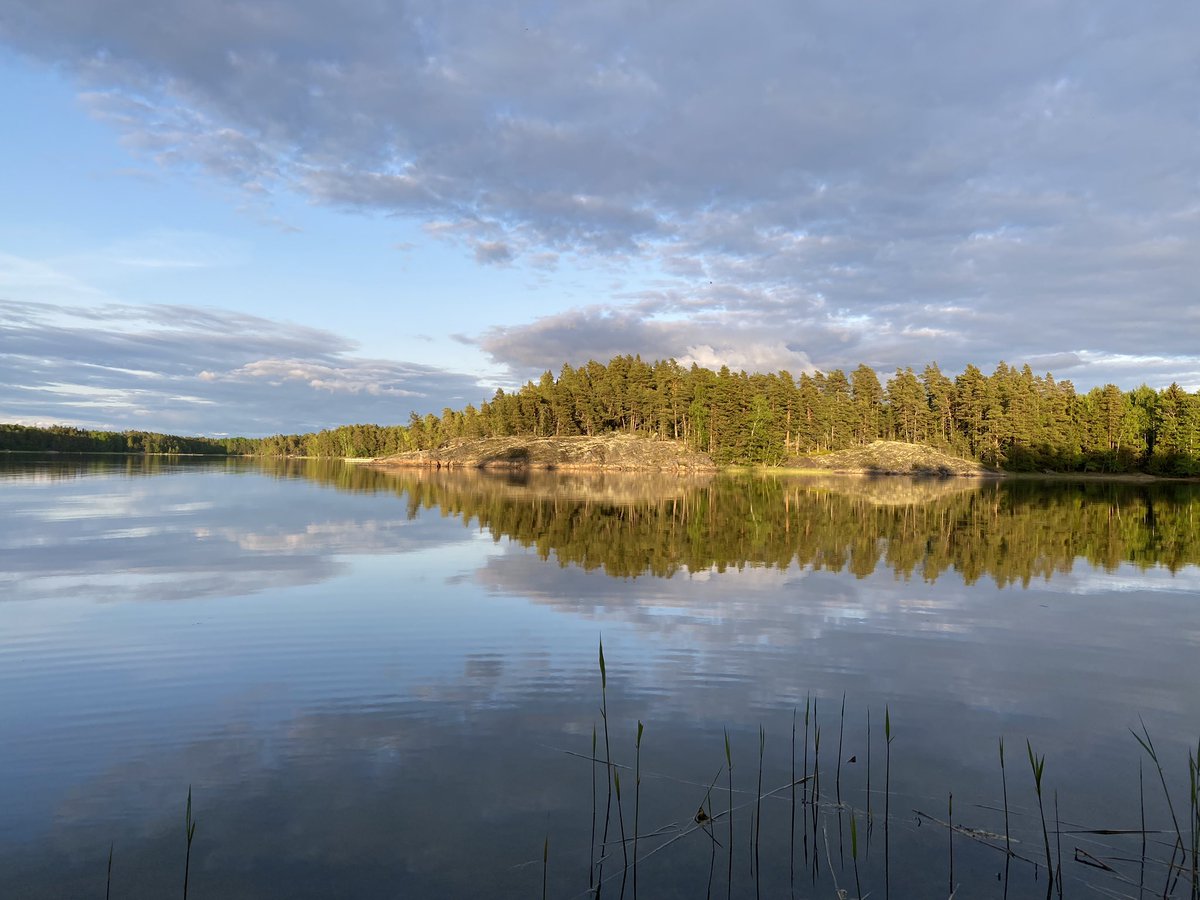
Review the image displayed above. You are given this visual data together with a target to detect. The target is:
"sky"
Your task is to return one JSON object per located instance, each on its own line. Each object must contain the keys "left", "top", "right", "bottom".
{"left": 1, "top": 0, "right": 1198, "bottom": 436}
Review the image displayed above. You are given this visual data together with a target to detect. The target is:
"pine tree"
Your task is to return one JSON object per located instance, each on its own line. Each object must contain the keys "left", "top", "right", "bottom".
{"left": 850, "top": 364, "right": 884, "bottom": 445}
{"left": 823, "top": 369, "right": 854, "bottom": 450}
{"left": 954, "top": 364, "right": 988, "bottom": 456}
{"left": 921, "top": 362, "right": 956, "bottom": 447}
{"left": 886, "top": 367, "right": 926, "bottom": 443}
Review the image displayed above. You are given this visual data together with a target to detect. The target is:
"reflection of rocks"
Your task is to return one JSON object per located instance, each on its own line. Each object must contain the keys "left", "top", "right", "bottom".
{"left": 792, "top": 473, "right": 983, "bottom": 506}
{"left": 378, "top": 465, "right": 713, "bottom": 504}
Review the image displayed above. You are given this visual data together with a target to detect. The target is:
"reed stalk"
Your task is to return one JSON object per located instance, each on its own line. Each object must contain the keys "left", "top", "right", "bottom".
{"left": 106, "top": 841, "right": 113, "bottom": 900}
{"left": 866, "top": 708, "right": 873, "bottom": 827}
{"left": 591, "top": 724, "right": 598, "bottom": 892}
{"left": 835, "top": 693, "right": 846, "bottom": 866}
{"left": 1131, "top": 718, "right": 1187, "bottom": 896}
{"left": 614, "top": 770, "right": 629, "bottom": 893}
{"left": 1139, "top": 760, "right": 1146, "bottom": 898}
{"left": 1190, "top": 737, "right": 1198, "bottom": 900}
{"left": 707, "top": 809, "right": 717, "bottom": 900}
{"left": 598, "top": 639, "right": 613, "bottom": 898}
{"left": 948, "top": 791, "right": 954, "bottom": 896}
{"left": 790, "top": 708, "right": 796, "bottom": 889}
{"left": 1054, "top": 790, "right": 1062, "bottom": 900}
{"left": 803, "top": 696, "right": 811, "bottom": 813}
{"left": 614, "top": 769, "right": 628, "bottom": 865}
{"left": 703, "top": 765, "right": 720, "bottom": 900}
{"left": 836, "top": 692, "right": 846, "bottom": 807}
{"left": 812, "top": 724, "right": 821, "bottom": 877}
{"left": 543, "top": 835, "right": 549, "bottom": 900}
{"left": 804, "top": 698, "right": 814, "bottom": 868}
{"left": 884, "top": 707, "right": 892, "bottom": 900}
{"left": 1026, "top": 740, "right": 1052, "bottom": 894}
{"left": 183, "top": 786, "right": 197, "bottom": 900}
{"left": 999, "top": 737, "right": 1011, "bottom": 856}
{"left": 633, "top": 720, "right": 643, "bottom": 899}
{"left": 755, "top": 724, "right": 764, "bottom": 900}
{"left": 851, "top": 811, "right": 862, "bottom": 900}
{"left": 725, "top": 728, "right": 734, "bottom": 900}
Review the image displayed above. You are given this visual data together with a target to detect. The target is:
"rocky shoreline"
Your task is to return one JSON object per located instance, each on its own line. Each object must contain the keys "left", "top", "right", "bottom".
{"left": 369, "top": 434, "right": 718, "bottom": 472}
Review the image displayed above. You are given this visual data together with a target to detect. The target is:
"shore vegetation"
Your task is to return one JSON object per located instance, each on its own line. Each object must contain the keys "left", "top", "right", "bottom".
{"left": 4, "top": 355, "right": 1199, "bottom": 474}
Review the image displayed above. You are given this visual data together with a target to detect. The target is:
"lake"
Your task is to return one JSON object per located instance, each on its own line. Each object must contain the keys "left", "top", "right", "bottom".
{"left": 1, "top": 456, "right": 1198, "bottom": 898}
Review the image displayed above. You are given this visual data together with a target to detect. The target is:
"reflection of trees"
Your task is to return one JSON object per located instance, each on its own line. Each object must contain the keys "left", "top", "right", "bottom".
{"left": 18, "top": 457, "right": 1196, "bottom": 585}
{"left": 276, "top": 462, "right": 1200, "bottom": 585}
{"left": 0, "top": 455, "right": 224, "bottom": 481}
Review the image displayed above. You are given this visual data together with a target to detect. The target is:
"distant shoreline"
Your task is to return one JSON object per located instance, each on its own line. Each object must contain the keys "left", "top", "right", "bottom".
{"left": 757, "top": 466, "right": 1197, "bottom": 483}
{"left": 367, "top": 437, "right": 1200, "bottom": 482}
{"left": 367, "top": 434, "right": 718, "bottom": 473}
{"left": 5, "top": 446, "right": 1198, "bottom": 482}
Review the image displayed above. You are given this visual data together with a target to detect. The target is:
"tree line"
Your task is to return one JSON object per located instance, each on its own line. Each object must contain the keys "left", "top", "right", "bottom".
{"left": 3, "top": 356, "right": 1198, "bottom": 473}
{"left": 0, "top": 423, "right": 236, "bottom": 455}
{"left": 345, "top": 356, "right": 1199, "bottom": 474}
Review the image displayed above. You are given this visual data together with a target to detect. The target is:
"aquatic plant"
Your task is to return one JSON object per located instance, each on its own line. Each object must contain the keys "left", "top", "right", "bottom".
{"left": 633, "top": 720, "right": 643, "bottom": 898}
{"left": 1026, "top": 739, "right": 1052, "bottom": 891}
{"left": 183, "top": 786, "right": 197, "bottom": 900}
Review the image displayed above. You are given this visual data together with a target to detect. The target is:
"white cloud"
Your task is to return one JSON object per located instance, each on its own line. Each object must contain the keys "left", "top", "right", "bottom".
{"left": 677, "top": 342, "right": 814, "bottom": 375}
{"left": 0, "top": 301, "right": 485, "bottom": 433}
{"left": 229, "top": 358, "right": 424, "bottom": 396}
{"left": 3, "top": 0, "right": 1200, "bottom": 391}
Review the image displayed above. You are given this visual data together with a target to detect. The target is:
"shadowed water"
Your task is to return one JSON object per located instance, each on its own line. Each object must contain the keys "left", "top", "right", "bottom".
{"left": 1, "top": 455, "right": 1198, "bottom": 898}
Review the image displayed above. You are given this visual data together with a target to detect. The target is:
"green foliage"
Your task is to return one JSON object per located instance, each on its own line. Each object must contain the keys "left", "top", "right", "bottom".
{"left": 0, "top": 423, "right": 234, "bottom": 455}
{"left": 359, "top": 355, "right": 1200, "bottom": 472}
{"left": 5, "top": 355, "right": 1199, "bottom": 472}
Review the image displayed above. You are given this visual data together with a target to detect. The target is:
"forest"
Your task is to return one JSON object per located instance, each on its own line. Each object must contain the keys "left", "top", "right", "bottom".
{"left": 3, "top": 356, "right": 1199, "bottom": 474}
{"left": 0, "top": 423, "right": 236, "bottom": 455}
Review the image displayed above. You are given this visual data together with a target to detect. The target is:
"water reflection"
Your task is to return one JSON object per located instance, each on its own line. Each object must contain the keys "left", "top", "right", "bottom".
{"left": 372, "top": 466, "right": 1200, "bottom": 585}
{"left": 0, "top": 457, "right": 465, "bottom": 603}
{"left": 2, "top": 457, "right": 1198, "bottom": 899}
{"left": 7, "top": 458, "right": 1198, "bottom": 601}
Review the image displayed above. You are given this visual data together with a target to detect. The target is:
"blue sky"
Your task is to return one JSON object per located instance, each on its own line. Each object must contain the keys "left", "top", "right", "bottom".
{"left": 2, "top": 1, "right": 1198, "bottom": 435}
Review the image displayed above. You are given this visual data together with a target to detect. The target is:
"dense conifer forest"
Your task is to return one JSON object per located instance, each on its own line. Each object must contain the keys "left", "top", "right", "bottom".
{"left": 0, "top": 424, "right": 239, "bottom": 455}
{"left": 4, "top": 356, "right": 1199, "bottom": 473}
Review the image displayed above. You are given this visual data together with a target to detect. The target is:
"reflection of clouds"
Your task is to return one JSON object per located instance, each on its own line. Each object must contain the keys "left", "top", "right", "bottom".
{"left": 0, "top": 463, "right": 470, "bottom": 603}
{"left": 1064, "top": 566, "right": 1200, "bottom": 595}
{"left": 222, "top": 519, "right": 410, "bottom": 553}
{"left": 2, "top": 465, "right": 1198, "bottom": 897}
{"left": 4, "top": 461, "right": 1200, "bottom": 898}
{"left": 3, "top": 657, "right": 616, "bottom": 897}
{"left": 472, "top": 543, "right": 1200, "bottom": 743}
{"left": 35, "top": 490, "right": 146, "bottom": 520}
{"left": 5, "top": 598, "right": 1191, "bottom": 898}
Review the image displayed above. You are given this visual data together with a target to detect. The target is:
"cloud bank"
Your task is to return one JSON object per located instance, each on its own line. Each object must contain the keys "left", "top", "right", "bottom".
{"left": 3, "top": 0, "right": 1199, "bottom": 397}
{"left": 0, "top": 301, "right": 484, "bottom": 434}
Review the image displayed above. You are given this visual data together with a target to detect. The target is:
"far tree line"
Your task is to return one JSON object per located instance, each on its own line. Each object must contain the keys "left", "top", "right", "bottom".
{"left": 0, "top": 424, "right": 234, "bottom": 456}
{"left": 3, "top": 356, "right": 1198, "bottom": 473}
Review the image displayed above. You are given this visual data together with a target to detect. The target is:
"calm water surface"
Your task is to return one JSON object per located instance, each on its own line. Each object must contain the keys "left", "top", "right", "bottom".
{"left": 1, "top": 456, "right": 1198, "bottom": 898}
